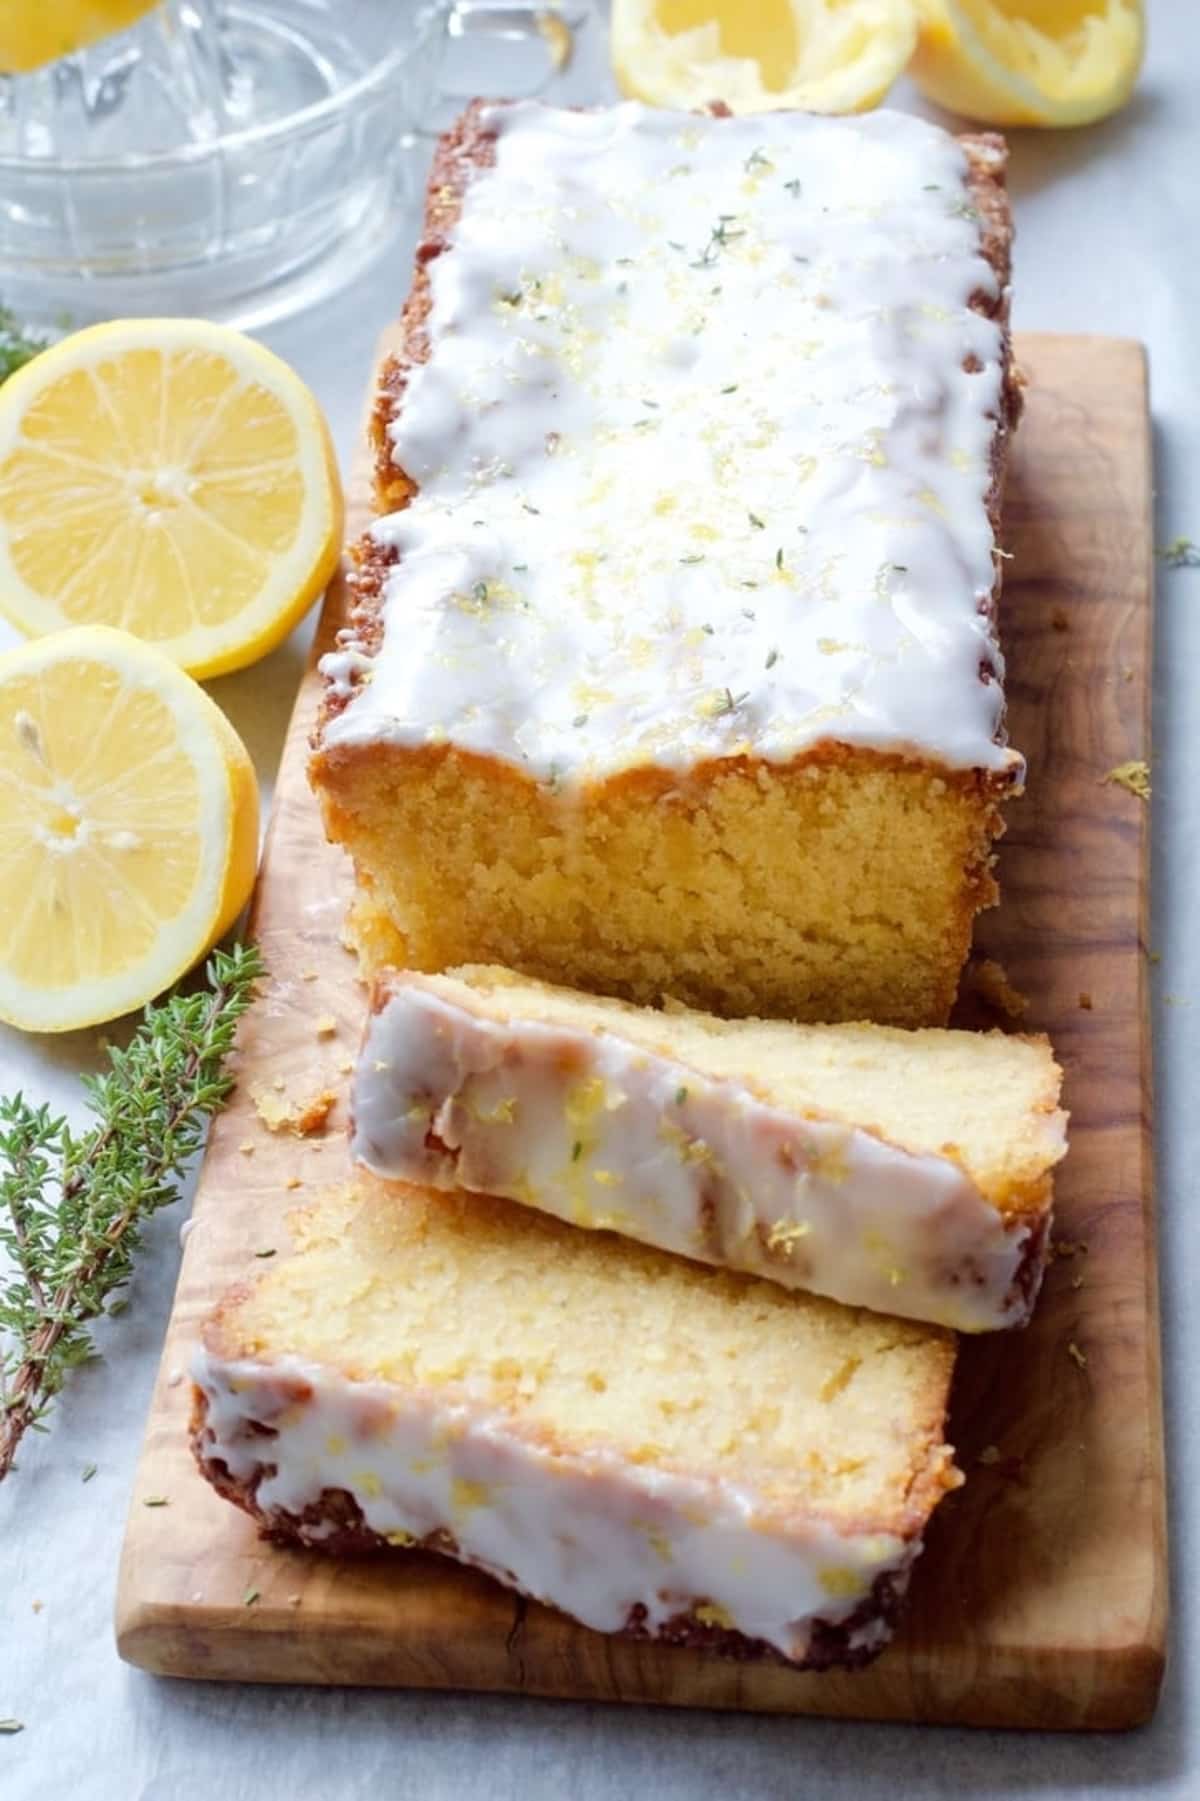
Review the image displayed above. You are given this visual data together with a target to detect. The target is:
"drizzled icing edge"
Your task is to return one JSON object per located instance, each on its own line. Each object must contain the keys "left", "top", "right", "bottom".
{"left": 351, "top": 980, "right": 1051, "bottom": 1331}
{"left": 193, "top": 1346, "right": 941, "bottom": 1664}
{"left": 319, "top": 101, "right": 1021, "bottom": 789}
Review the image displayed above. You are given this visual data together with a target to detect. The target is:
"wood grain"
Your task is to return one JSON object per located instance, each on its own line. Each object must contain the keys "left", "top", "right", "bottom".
{"left": 114, "top": 332, "right": 1164, "bottom": 1730}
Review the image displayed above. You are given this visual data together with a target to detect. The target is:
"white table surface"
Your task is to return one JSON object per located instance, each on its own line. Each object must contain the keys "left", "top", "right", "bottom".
{"left": 2, "top": 3, "right": 1196, "bottom": 1795}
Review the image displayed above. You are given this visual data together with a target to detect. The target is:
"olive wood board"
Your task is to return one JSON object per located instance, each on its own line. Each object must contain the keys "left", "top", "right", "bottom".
{"left": 115, "top": 330, "right": 1164, "bottom": 1730}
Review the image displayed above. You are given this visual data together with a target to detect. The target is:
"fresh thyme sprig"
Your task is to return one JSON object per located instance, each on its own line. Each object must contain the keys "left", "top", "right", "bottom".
{"left": 1158, "top": 536, "right": 1200, "bottom": 568}
{"left": 0, "top": 943, "right": 263, "bottom": 1482}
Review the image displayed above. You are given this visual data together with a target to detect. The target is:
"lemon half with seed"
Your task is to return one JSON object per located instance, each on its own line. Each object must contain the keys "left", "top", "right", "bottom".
{"left": 0, "top": 319, "right": 343, "bottom": 679}
{"left": 0, "top": 625, "right": 258, "bottom": 1033}
{"left": 611, "top": 0, "right": 917, "bottom": 114}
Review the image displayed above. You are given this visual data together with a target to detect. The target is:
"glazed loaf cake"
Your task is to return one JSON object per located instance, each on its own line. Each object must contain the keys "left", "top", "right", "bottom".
{"left": 310, "top": 100, "right": 1022, "bottom": 1027}
{"left": 353, "top": 965, "right": 1067, "bottom": 1331}
{"left": 192, "top": 1181, "right": 961, "bottom": 1670}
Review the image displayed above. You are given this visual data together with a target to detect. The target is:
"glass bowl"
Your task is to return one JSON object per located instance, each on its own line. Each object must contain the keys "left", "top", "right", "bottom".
{"left": 0, "top": 0, "right": 522, "bottom": 327}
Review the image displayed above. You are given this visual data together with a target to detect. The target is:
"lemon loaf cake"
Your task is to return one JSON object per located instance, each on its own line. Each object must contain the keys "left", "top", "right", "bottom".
{"left": 352, "top": 966, "right": 1066, "bottom": 1331}
{"left": 192, "top": 1181, "right": 961, "bottom": 1669}
{"left": 311, "top": 100, "right": 1022, "bottom": 1027}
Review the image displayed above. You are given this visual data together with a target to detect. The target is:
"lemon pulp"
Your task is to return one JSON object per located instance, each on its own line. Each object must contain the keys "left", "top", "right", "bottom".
{"left": 0, "top": 625, "right": 258, "bottom": 1032}
{"left": 0, "top": 1, "right": 159, "bottom": 74}
{"left": 0, "top": 319, "right": 343, "bottom": 679}
{"left": 910, "top": 0, "right": 1143, "bottom": 126}
{"left": 611, "top": 0, "right": 917, "bottom": 115}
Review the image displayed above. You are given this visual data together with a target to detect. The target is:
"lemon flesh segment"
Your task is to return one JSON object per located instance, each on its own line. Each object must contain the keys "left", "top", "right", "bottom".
{"left": 0, "top": 319, "right": 344, "bottom": 679}
{"left": 910, "top": 0, "right": 1143, "bottom": 127}
{"left": 611, "top": 0, "right": 917, "bottom": 115}
{"left": 0, "top": 625, "right": 259, "bottom": 1033}
{"left": 0, "top": 1, "right": 159, "bottom": 73}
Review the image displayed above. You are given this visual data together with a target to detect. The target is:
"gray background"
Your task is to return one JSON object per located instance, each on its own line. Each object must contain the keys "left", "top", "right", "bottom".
{"left": 1, "top": 2, "right": 1195, "bottom": 1795}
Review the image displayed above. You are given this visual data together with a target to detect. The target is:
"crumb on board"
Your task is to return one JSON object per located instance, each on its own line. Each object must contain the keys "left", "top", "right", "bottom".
{"left": 1051, "top": 607, "right": 1069, "bottom": 631}
{"left": 1067, "top": 1342, "right": 1088, "bottom": 1370}
{"left": 965, "top": 957, "right": 1028, "bottom": 1019}
{"left": 238, "top": 1141, "right": 255, "bottom": 1156}
{"left": 978, "top": 1445, "right": 1001, "bottom": 1466}
{"left": 1078, "top": 991, "right": 1093, "bottom": 1011}
{"left": 1102, "top": 760, "right": 1151, "bottom": 801}
{"left": 1071, "top": 1274, "right": 1084, "bottom": 1290}
{"left": 250, "top": 1083, "right": 337, "bottom": 1136}
{"left": 315, "top": 1015, "right": 338, "bottom": 1039}
{"left": 1052, "top": 1239, "right": 1089, "bottom": 1261}
{"left": 338, "top": 1058, "right": 355, "bottom": 1076}
{"left": 302, "top": 969, "right": 319, "bottom": 982}
{"left": 285, "top": 1176, "right": 303, "bottom": 1191}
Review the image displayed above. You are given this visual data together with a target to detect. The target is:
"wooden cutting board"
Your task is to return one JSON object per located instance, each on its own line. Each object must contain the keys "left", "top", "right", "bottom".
{"left": 115, "top": 331, "right": 1164, "bottom": 1730}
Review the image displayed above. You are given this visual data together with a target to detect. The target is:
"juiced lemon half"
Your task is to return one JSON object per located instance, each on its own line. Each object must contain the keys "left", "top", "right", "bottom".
{"left": 611, "top": 0, "right": 917, "bottom": 114}
{"left": 0, "top": 318, "right": 343, "bottom": 679}
{"left": 0, "top": 2, "right": 160, "bottom": 74}
{"left": 909, "top": 1, "right": 1144, "bottom": 128}
{"left": 0, "top": 625, "right": 258, "bottom": 1033}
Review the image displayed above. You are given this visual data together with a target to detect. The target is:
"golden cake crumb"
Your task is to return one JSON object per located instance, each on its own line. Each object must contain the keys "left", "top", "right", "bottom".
{"left": 965, "top": 957, "right": 1028, "bottom": 1019}
{"left": 315, "top": 1015, "right": 338, "bottom": 1038}
{"left": 251, "top": 1083, "right": 337, "bottom": 1136}
{"left": 1067, "top": 1341, "right": 1088, "bottom": 1369}
{"left": 1103, "top": 760, "right": 1150, "bottom": 801}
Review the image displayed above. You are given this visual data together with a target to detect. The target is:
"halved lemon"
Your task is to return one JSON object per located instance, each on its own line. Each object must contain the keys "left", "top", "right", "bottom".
{"left": 0, "top": 625, "right": 258, "bottom": 1033}
{"left": 0, "top": 2, "right": 160, "bottom": 75}
{"left": 909, "top": 1, "right": 1144, "bottom": 128}
{"left": 0, "top": 318, "right": 343, "bottom": 679}
{"left": 611, "top": 0, "right": 917, "bottom": 114}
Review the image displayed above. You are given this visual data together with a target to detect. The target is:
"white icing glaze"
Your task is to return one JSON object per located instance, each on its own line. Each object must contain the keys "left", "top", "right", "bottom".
{"left": 352, "top": 983, "right": 1044, "bottom": 1332}
{"left": 195, "top": 1347, "right": 925, "bottom": 1662}
{"left": 322, "top": 102, "right": 1021, "bottom": 787}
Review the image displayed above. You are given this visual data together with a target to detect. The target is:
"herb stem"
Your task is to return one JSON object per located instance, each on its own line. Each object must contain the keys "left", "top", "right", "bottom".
{"left": 0, "top": 943, "right": 262, "bottom": 1482}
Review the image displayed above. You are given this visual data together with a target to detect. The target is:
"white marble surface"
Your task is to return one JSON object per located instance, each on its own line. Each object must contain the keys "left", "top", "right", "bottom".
{"left": 2, "top": 2, "right": 1197, "bottom": 1795}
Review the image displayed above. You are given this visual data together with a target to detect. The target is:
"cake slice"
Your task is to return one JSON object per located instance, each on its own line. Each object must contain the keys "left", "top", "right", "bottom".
{"left": 352, "top": 967, "right": 1067, "bottom": 1332}
{"left": 192, "top": 1181, "right": 961, "bottom": 1670}
{"left": 310, "top": 100, "right": 1023, "bottom": 1028}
